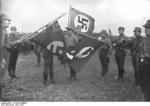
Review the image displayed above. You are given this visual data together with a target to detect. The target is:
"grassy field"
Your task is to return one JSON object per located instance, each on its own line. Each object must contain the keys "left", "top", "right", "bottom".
{"left": 3, "top": 51, "right": 144, "bottom": 101}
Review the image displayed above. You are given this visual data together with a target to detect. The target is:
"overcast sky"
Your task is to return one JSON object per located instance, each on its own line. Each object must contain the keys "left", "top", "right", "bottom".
{"left": 1, "top": 0, "right": 150, "bottom": 36}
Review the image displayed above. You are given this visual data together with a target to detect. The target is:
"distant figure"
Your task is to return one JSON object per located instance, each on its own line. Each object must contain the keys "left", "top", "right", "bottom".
{"left": 98, "top": 30, "right": 111, "bottom": 76}
{"left": 34, "top": 43, "right": 41, "bottom": 67}
{"left": 130, "top": 27, "right": 143, "bottom": 86}
{"left": 0, "top": 14, "right": 11, "bottom": 100}
{"left": 22, "top": 40, "right": 31, "bottom": 55}
{"left": 112, "top": 27, "right": 128, "bottom": 80}
{"left": 8, "top": 26, "right": 20, "bottom": 79}
{"left": 139, "top": 20, "right": 150, "bottom": 101}
{"left": 42, "top": 48, "right": 55, "bottom": 85}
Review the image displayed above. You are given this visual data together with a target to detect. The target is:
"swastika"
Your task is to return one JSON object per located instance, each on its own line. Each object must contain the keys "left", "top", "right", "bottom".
{"left": 47, "top": 41, "right": 64, "bottom": 54}
{"left": 74, "top": 15, "right": 90, "bottom": 32}
{"left": 75, "top": 46, "right": 94, "bottom": 58}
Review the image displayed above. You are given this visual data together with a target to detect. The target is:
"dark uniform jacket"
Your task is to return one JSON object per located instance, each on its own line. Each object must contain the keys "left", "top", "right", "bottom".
{"left": 9, "top": 32, "right": 20, "bottom": 51}
{"left": 99, "top": 43, "right": 110, "bottom": 57}
{"left": 42, "top": 48, "right": 53, "bottom": 59}
{"left": 0, "top": 29, "right": 10, "bottom": 84}
{"left": 131, "top": 36, "right": 144, "bottom": 54}
{"left": 112, "top": 35, "right": 128, "bottom": 56}
{"left": 2, "top": 30, "right": 10, "bottom": 57}
{"left": 140, "top": 37, "right": 150, "bottom": 58}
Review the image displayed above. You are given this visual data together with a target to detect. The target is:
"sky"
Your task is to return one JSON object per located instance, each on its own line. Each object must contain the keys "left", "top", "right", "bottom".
{"left": 1, "top": 0, "right": 150, "bottom": 36}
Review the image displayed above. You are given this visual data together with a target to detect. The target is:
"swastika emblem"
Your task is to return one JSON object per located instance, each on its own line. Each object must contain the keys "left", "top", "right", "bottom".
{"left": 74, "top": 15, "right": 90, "bottom": 32}
{"left": 47, "top": 41, "right": 64, "bottom": 54}
{"left": 75, "top": 46, "right": 94, "bottom": 58}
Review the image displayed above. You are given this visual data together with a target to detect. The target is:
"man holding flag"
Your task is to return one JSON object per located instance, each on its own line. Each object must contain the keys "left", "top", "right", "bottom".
{"left": 8, "top": 13, "right": 67, "bottom": 84}
{"left": 64, "top": 29, "right": 78, "bottom": 80}
{"left": 42, "top": 47, "right": 55, "bottom": 85}
{"left": 66, "top": 6, "right": 110, "bottom": 72}
{"left": 66, "top": 6, "right": 95, "bottom": 80}
{"left": 28, "top": 14, "right": 67, "bottom": 84}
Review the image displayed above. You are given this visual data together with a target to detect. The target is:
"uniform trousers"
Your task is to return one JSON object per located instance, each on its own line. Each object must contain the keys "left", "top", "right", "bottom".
{"left": 115, "top": 49, "right": 126, "bottom": 79}
{"left": 99, "top": 48, "right": 110, "bottom": 76}
{"left": 131, "top": 52, "right": 140, "bottom": 85}
{"left": 139, "top": 57, "right": 150, "bottom": 101}
{"left": 8, "top": 47, "right": 19, "bottom": 77}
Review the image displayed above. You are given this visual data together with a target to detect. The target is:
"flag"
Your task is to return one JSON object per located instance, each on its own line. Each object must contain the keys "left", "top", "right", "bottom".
{"left": 67, "top": 33, "right": 104, "bottom": 72}
{"left": 31, "top": 21, "right": 66, "bottom": 55}
{"left": 68, "top": 7, "right": 95, "bottom": 34}
{"left": 10, "top": 13, "right": 67, "bottom": 46}
{"left": 0, "top": 23, "right": 2, "bottom": 70}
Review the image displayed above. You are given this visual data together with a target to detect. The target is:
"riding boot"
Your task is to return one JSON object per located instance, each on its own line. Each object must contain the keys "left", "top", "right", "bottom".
{"left": 0, "top": 86, "right": 2, "bottom": 101}
{"left": 70, "top": 67, "right": 76, "bottom": 81}
{"left": 49, "top": 70, "right": 55, "bottom": 83}
{"left": 43, "top": 72, "right": 48, "bottom": 85}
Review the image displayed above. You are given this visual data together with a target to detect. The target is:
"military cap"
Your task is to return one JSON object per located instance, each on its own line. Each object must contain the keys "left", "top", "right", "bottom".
{"left": 0, "top": 14, "right": 11, "bottom": 21}
{"left": 143, "top": 19, "right": 150, "bottom": 28}
{"left": 10, "top": 26, "right": 17, "bottom": 31}
{"left": 100, "top": 29, "right": 107, "bottom": 35}
{"left": 118, "top": 26, "right": 125, "bottom": 31}
{"left": 100, "top": 29, "right": 108, "bottom": 39}
{"left": 134, "top": 27, "right": 141, "bottom": 32}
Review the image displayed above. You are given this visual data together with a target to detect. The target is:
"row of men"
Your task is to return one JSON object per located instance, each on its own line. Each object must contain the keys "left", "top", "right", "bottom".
{"left": 99, "top": 23, "right": 150, "bottom": 101}
{"left": 0, "top": 13, "right": 150, "bottom": 101}
{"left": 33, "top": 26, "right": 145, "bottom": 84}
{"left": 0, "top": 13, "right": 78, "bottom": 100}
{"left": 99, "top": 27, "right": 142, "bottom": 82}
{"left": 34, "top": 21, "right": 150, "bottom": 101}
{"left": 0, "top": 14, "right": 21, "bottom": 101}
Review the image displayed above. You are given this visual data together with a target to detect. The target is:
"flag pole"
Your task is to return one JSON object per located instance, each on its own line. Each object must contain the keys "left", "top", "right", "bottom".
{"left": 66, "top": 27, "right": 109, "bottom": 44}
{"left": 67, "top": 4, "right": 71, "bottom": 28}
{"left": 107, "top": 28, "right": 113, "bottom": 48}
{"left": 0, "top": 0, "right": 2, "bottom": 66}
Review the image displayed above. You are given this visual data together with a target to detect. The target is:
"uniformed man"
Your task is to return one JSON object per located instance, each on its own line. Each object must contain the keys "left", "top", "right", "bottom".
{"left": 8, "top": 26, "right": 20, "bottom": 79}
{"left": 139, "top": 20, "right": 150, "bottom": 101}
{"left": 65, "top": 29, "right": 80, "bottom": 80}
{"left": 0, "top": 14, "right": 11, "bottom": 100}
{"left": 42, "top": 48, "right": 55, "bottom": 85}
{"left": 34, "top": 43, "right": 41, "bottom": 67}
{"left": 130, "top": 27, "right": 143, "bottom": 86}
{"left": 113, "top": 27, "right": 128, "bottom": 80}
{"left": 98, "top": 30, "right": 111, "bottom": 76}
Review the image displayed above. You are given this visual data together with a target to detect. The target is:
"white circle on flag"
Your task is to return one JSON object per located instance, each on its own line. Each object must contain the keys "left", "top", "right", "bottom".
{"left": 74, "top": 15, "right": 90, "bottom": 32}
